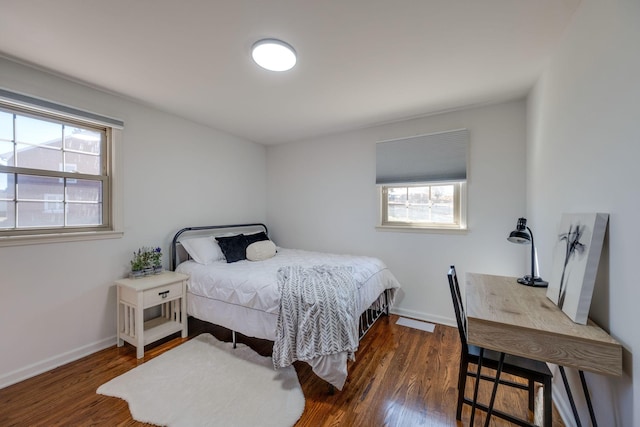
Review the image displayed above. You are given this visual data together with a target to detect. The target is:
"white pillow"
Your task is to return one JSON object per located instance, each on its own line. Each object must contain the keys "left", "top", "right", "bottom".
{"left": 246, "top": 240, "right": 276, "bottom": 261}
{"left": 180, "top": 236, "right": 224, "bottom": 264}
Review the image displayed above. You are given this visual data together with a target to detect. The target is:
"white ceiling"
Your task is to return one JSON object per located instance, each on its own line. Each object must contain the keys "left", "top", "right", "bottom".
{"left": 0, "top": 0, "right": 580, "bottom": 145}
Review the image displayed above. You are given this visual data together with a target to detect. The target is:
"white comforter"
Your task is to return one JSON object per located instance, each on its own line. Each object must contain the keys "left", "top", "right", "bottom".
{"left": 176, "top": 247, "right": 401, "bottom": 389}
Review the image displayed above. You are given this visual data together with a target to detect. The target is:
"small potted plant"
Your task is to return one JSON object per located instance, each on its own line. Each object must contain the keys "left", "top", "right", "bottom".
{"left": 129, "top": 246, "right": 164, "bottom": 278}
{"left": 151, "top": 247, "right": 163, "bottom": 274}
{"left": 141, "top": 249, "right": 154, "bottom": 276}
{"left": 130, "top": 248, "right": 149, "bottom": 278}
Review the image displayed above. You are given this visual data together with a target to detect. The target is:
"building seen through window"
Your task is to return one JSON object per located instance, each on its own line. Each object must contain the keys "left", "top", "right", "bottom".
{"left": 0, "top": 107, "right": 108, "bottom": 233}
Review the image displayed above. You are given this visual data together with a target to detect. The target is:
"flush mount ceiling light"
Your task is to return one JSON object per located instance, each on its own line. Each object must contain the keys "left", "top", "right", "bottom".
{"left": 251, "top": 39, "right": 297, "bottom": 72}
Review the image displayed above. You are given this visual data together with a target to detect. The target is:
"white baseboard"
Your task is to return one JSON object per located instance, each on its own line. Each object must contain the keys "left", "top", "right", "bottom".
{"left": 390, "top": 307, "right": 456, "bottom": 328}
{"left": 0, "top": 336, "right": 116, "bottom": 390}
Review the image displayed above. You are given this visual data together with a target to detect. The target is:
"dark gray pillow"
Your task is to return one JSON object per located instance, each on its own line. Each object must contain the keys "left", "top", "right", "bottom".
{"left": 244, "top": 231, "right": 269, "bottom": 246}
{"left": 215, "top": 234, "right": 249, "bottom": 263}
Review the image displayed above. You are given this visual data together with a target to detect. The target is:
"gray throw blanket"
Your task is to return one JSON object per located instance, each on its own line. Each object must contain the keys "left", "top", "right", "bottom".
{"left": 273, "top": 265, "right": 359, "bottom": 369}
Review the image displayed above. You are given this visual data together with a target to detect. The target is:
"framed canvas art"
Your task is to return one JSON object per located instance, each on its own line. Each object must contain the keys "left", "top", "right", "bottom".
{"left": 546, "top": 213, "right": 609, "bottom": 324}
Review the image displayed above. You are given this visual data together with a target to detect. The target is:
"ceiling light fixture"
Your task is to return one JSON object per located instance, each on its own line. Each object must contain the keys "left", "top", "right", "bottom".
{"left": 251, "top": 39, "right": 297, "bottom": 72}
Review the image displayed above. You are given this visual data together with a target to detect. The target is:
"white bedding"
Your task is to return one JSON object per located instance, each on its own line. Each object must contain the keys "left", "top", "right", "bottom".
{"left": 176, "top": 247, "right": 400, "bottom": 389}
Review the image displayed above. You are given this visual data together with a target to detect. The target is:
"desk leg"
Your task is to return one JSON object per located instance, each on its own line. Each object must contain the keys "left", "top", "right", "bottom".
{"left": 559, "top": 367, "right": 599, "bottom": 427}
{"left": 470, "top": 348, "right": 485, "bottom": 427}
{"left": 559, "top": 366, "right": 582, "bottom": 427}
{"left": 579, "top": 370, "right": 598, "bottom": 427}
{"left": 484, "top": 352, "right": 505, "bottom": 427}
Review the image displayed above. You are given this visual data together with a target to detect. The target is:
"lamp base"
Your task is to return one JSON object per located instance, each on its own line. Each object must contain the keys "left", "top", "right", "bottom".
{"left": 516, "top": 275, "right": 549, "bottom": 288}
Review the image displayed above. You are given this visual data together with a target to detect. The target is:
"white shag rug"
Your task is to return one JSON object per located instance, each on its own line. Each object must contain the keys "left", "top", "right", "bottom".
{"left": 97, "top": 334, "right": 305, "bottom": 427}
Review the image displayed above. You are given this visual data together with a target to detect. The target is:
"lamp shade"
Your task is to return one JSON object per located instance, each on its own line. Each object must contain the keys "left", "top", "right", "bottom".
{"left": 508, "top": 229, "right": 530, "bottom": 244}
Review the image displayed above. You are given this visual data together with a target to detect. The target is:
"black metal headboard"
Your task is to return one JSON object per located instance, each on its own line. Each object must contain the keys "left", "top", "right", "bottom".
{"left": 170, "top": 223, "right": 268, "bottom": 270}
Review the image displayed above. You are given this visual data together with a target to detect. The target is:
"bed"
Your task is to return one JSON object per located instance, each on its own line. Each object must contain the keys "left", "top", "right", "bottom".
{"left": 170, "top": 223, "right": 400, "bottom": 390}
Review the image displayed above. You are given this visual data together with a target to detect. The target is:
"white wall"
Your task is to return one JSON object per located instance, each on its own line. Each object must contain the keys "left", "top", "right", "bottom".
{"left": 267, "top": 100, "right": 527, "bottom": 324}
{"left": 0, "top": 58, "right": 267, "bottom": 387}
{"left": 527, "top": 0, "right": 639, "bottom": 425}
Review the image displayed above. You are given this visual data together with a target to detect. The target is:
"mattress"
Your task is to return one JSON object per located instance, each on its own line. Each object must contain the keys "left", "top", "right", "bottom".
{"left": 176, "top": 247, "right": 401, "bottom": 389}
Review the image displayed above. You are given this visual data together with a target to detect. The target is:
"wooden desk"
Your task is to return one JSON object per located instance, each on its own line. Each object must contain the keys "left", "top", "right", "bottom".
{"left": 465, "top": 273, "right": 622, "bottom": 426}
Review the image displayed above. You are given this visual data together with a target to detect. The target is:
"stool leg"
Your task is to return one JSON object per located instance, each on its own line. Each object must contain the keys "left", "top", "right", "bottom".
{"left": 456, "top": 359, "right": 467, "bottom": 420}
{"left": 483, "top": 352, "right": 505, "bottom": 427}
{"left": 528, "top": 379, "right": 535, "bottom": 411}
{"left": 470, "top": 348, "right": 485, "bottom": 427}
{"left": 543, "top": 375, "right": 552, "bottom": 427}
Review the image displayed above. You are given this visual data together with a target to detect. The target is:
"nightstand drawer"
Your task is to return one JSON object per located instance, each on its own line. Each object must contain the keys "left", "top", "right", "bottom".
{"left": 143, "top": 282, "right": 183, "bottom": 307}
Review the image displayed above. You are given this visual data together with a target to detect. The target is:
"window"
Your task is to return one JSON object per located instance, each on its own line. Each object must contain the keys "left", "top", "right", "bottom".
{"left": 376, "top": 129, "right": 468, "bottom": 231}
{"left": 0, "top": 90, "right": 123, "bottom": 243}
{"left": 381, "top": 182, "right": 464, "bottom": 228}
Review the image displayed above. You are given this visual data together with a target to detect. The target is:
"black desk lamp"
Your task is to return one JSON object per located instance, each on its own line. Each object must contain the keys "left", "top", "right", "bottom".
{"left": 507, "top": 217, "right": 548, "bottom": 287}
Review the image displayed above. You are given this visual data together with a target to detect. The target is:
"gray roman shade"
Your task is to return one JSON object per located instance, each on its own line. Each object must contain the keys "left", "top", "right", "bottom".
{"left": 0, "top": 88, "right": 124, "bottom": 129}
{"left": 376, "top": 128, "right": 468, "bottom": 184}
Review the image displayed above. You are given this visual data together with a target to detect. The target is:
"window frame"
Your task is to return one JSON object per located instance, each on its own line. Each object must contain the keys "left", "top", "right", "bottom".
{"left": 0, "top": 97, "right": 123, "bottom": 246}
{"left": 377, "top": 181, "right": 467, "bottom": 233}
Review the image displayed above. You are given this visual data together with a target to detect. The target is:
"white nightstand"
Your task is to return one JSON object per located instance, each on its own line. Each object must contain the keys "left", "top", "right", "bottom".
{"left": 115, "top": 271, "right": 189, "bottom": 358}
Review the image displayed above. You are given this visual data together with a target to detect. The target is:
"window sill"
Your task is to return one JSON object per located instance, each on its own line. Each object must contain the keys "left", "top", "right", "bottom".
{"left": 375, "top": 225, "right": 468, "bottom": 235}
{"left": 0, "top": 230, "right": 124, "bottom": 247}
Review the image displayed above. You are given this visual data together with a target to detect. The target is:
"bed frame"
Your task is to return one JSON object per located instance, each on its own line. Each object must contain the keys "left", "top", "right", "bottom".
{"left": 170, "top": 223, "right": 391, "bottom": 344}
{"left": 170, "top": 223, "right": 269, "bottom": 270}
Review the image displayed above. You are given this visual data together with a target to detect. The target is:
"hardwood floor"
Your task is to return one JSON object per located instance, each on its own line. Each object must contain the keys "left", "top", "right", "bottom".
{"left": 0, "top": 315, "right": 564, "bottom": 426}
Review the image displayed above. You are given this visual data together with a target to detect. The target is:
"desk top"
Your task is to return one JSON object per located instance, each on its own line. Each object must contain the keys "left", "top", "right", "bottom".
{"left": 465, "top": 273, "right": 622, "bottom": 376}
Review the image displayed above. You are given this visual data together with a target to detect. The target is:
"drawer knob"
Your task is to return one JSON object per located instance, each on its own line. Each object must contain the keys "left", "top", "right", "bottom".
{"left": 158, "top": 290, "right": 170, "bottom": 299}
